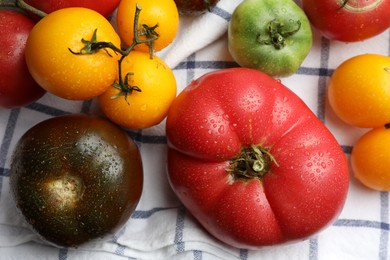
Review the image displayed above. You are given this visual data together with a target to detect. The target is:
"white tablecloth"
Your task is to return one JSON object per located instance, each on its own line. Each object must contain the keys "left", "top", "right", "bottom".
{"left": 1, "top": 0, "right": 390, "bottom": 259}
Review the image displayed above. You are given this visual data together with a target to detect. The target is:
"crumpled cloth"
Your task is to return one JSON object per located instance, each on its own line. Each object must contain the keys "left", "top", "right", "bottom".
{"left": 1, "top": 0, "right": 390, "bottom": 259}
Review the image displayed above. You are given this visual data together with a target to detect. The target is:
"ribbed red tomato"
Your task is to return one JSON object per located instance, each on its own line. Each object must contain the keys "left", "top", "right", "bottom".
{"left": 166, "top": 68, "right": 349, "bottom": 248}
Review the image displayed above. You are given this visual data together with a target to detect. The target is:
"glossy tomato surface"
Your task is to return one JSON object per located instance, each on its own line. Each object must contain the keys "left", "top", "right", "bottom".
{"left": 228, "top": 0, "right": 312, "bottom": 77}
{"left": 10, "top": 114, "right": 143, "bottom": 247}
{"left": 327, "top": 54, "right": 390, "bottom": 128}
{"left": 302, "top": 0, "right": 390, "bottom": 42}
{"left": 24, "top": 0, "right": 120, "bottom": 18}
{"left": 0, "top": 10, "right": 45, "bottom": 108}
{"left": 25, "top": 7, "right": 120, "bottom": 100}
{"left": 166, "top": 68, "right": 349, "bottom": 248}
{"left": 351, "top": 125, "right": 390, "bottom": 191}
{"left": 98, "top": 51, "right": 177, "bottom": 130}
{"left": 174, "top": 0, "right": 220, "bottom": 15}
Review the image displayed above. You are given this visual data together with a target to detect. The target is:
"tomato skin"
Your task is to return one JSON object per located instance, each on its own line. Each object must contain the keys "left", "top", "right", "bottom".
{"left": 25, "top": 7, "right": 120, "bottom": 100}
{"left": 228, "top": 0, "right": 312, "bottom": 77}
{"left": 10, "top": 114, "right": 143, "bottom": 247}
{"left": 0, "top": 10, "right": 45, "bottom": 108}
{"left": 302, "top": 0, "right": 390, "bottom": 42}
{"left": 24, "top": 0, "right": 120, "bottom": 18}
{"left": 166, "top": 68, "right": 349, "bottom": 248}
{"left": 351, "top": 126, "right": 390, "bottom": 191}
{"left": 98, "top": 51, "right": 177, "bottom": 129}
{"left": 328, "top": 54, "right": 390, "bottom": 128}
{"left": 116, "top": 0, "right": 179, "bottom": 52}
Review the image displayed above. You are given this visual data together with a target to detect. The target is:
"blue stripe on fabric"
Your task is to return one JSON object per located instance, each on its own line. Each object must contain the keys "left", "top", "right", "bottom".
{"left": 25, "top": 102, "right": 71, "bottom": 116}
{"left": 0, "top": 109, "right": 20, "bottom": 198}
{"left": 193, "top": 250, "right": 202, "bottom": 260}
{"left": 317, "top": 37, "right": 331, "bottom": 122}
{"left": 334, "top": 219, "right": 390, "bottom": 230}
{"left": 131, "top": 207, "right": 180, "bottom": 219}
{"left": 380, "top": 192, "right": 389, "bottom": 260}
{"left": 174, "top": 206, "right": 187, "bottom": 254}
{"left": 174, "top": 61, "right": 238, "bottom": 71}
{"left": 341, "top": 145, "right": 352, "bottom": 154}
{"left": 239, "top": 249, "right": 248, "bottom": 260}
{"left": 0, "top": 109, "right": 19, "bottom": 172}
{"left": 309, "top": 237, "right": 319, "bottom": 260}
{"left": 81, "top": 99, "right": 93, "bottom": 113}
{"left": 58, "top": 247, "right": 68, "bottom": 260}
{"left": 186, "top": 53, "right": 196, "bottom": 86}
{"left": 127, "top": 130, "right": 167, "bottom": 144}
{"left": 211, "top": 6, "right": 231, "bottom": 22}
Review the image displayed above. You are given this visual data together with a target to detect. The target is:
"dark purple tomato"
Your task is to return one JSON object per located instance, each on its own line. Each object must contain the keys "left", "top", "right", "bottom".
{"left": 174, "top": 0, "right": 220, "bottom": 15}
{"left": 10, "top": 114, "right": 143, "bottom": 247}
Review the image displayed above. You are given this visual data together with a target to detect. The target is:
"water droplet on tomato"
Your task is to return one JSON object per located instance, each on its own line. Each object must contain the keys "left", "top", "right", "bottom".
{"left": 140, "top": 104, "right": 147, "bottom": 111}
{"left": 218, "top": 125, "right": 225, "bottom": 134}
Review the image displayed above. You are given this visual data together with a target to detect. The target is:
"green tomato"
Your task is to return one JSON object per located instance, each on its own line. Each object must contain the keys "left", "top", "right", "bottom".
{"left": 228, "top": 0, "right": 313, "bottom": 77}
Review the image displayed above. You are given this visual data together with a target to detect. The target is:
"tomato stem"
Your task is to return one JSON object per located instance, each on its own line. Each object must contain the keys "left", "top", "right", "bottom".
{"left": 338, "top": 0, "right": 350, "bottom": 9}
{"left": 0, "top": 0, "right": 47, "bottom": 17}
{"left": 385, "top": 123, "right": 390, "bottom": 129}
{"left": 257, "top": 19, "right": 301, "bottom": 50}
{"left": 227, "top": 145, "right": 278, "bottom": 180}
{"left": 68, "top": 4, "right": 159, "bottom": 104}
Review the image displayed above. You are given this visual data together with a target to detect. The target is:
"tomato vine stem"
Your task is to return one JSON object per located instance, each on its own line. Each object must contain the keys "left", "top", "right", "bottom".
{"left": 68, "top": 4, "right": 159, "bottom": 104}
{"left": 0, "top": 0, "right": 47, "bottom": 18}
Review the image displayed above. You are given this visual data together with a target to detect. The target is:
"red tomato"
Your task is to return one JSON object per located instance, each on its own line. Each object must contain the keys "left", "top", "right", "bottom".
{"left": 302, "top": 0, "right": 390, "bottom": 42}
{"left": 0, "top": 10, "right": 45, "bottom": 108}
{"left": 166, "top": 68, "right": 349, "bottom": 248}
{"left": 24, "top": 0, "right": 120, "bottom": 18}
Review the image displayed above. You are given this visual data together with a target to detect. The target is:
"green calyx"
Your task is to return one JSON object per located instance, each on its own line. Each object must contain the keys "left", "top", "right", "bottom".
{"left": 227, "top": 144, "right": 279, "bottom": 180}
{"left": 257, "top": 19, "right": 301, "bottom": 50}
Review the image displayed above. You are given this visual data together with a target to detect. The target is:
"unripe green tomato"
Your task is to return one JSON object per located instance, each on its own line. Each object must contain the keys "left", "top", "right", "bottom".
{"left": 228, "top": 0, "right": 313, "bottom": 77}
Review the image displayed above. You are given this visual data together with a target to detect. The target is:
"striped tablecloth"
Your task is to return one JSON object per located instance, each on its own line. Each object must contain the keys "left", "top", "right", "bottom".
{"left": 1, "top": 0, "right": 390, "bottom": 259}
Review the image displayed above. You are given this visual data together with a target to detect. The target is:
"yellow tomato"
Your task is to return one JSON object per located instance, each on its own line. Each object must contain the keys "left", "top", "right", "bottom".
{"left": 351, "top": 125, "right": 390, "bottom": 191}
{"left": 25, "top": 7, "right": 121, "bottom": 100}
{"left": 327, "top": 54, "right": 390, "bottom": 128}
{"left": 116, "top": 0, "right": 179, "bottom": 52}
{"left": 98, "top": 51, "right": 177, "bottom": 129}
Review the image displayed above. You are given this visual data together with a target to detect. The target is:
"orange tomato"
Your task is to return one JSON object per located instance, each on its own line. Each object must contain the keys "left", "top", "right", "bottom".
{"left": 98, "top": 51, "right": 177, "bottom": 129}
{"left": 327, "top": 54, "right": 390, "bottom": 128}
{"left": 25, "top": 8, "right": 120, "bottom": 100}
{"left": 116, "top": 0, "right": 179, "bottom": 52}
{"left": 351, "top": 125, "right": 390, "bottom": 191}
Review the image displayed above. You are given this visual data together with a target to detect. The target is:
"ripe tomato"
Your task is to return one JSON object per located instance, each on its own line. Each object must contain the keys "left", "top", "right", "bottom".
{"left": 351, "top": 125, "right": 390, "bottom": 191}
{"left": 228, "top": 0, "right": 313, "bottom": 77}
{"left": 0, "top": 10, "right": 45, "bottom": 108}
{"left": 10, "top": 114, "right": 143, "bottom": 247}
{"left": 302, "top": 0, "right": 390, "bottom": 42}
{"left": 328, "top": 54, "right": 390, "bottom": 128}
{"left": 25, "top": 7, "right": 121, "bottom": 100}
{"left": 98, "top": 51, "right": 177, "bottom": 129}
{"left": 24, "top": 0, "right": 120, "bottom": 18}
{"left": 116, "top": 0, "right": 179, "bottom": 52}
{"left": 166, "top": 68, "right": 349, "bottom": 248}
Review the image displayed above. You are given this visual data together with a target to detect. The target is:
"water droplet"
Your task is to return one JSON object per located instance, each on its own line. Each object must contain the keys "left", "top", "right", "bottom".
{"left": 140, "top": 104, "right": 147, "bottom": 111}
{"left": 218, "top": 125, "right": 225, "bottom": 134}
{"left": 321, "top": 162, "right": 327, "bottom": 169}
